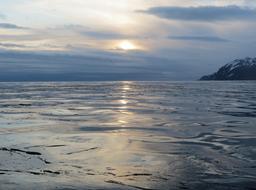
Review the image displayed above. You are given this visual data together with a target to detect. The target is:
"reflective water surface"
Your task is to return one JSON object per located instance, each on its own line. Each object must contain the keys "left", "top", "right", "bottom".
{"left": 0, "top": 81, "right": 256, "bottom": 190}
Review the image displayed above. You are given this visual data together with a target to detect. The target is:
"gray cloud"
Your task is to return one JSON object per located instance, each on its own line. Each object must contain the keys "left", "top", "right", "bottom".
{"left": 62, "top": 25, "right": 148, "bottom": 40}
{"left": 139, "top": 6, "right": 256, "bottom": 22}
{"left": 0, "top": 43, "right": 27, "bottom": 48}
{"left": 0, "top": 50, "right": 202, "bottom": 81}
{"left": 81, "top": 29, "right": 152, "bottom": 40}
{"left": 81, "top": 30, "right": 153, "bottom": 40}
{"left": 168, "top": 36, "right": 229, "bottom": 42}
{"left": 82, "top": 30, "right": 128, "bottom": 39}
{"left": 61, "top": 25, "right": 124, "bottom": 39}
{"left": 0, "top": 23, "right": 27, "bottom": 29}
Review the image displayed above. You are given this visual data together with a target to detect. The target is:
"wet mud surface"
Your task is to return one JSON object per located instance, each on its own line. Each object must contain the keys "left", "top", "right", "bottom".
{"left": 0, "top": 81, "right": 256, "bottom": 189}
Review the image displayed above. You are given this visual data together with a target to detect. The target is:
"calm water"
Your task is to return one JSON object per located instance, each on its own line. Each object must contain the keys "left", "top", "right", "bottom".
{"left": 0, "top": 81, "right": 255, "bottom": 190}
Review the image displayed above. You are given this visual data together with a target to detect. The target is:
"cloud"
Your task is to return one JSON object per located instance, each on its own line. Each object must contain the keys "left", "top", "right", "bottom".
{"left": 0, "top": 43, "right": 27, "bottom": 48}
{"left": 0, "top": 23, "right": 27, "bottom": 29}
{"left": 0, "top": 13, "right": 5, "bottom": 19}
{"left": 77, "top": 28, "right": 140, "bottom": 40}
{"left": 0, "top": 51, "right": 201, "bottom": 81}
{"left": 139, "top": 6, "right": 256, "bottom": 22}
{"left": 168, "top": 36, "right": 229, "bottom": 42}
{"left": 82, "top": 30, "right": 128, "bottom": 39}
{"left": 81, "top": 30, "right": 153, "bottom": 40}
{"left": 61, "top": 24, "right": 134, "bottom": 40}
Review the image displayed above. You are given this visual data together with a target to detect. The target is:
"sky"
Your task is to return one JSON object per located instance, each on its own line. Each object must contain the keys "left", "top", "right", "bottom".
{"left": 0, "top": 0, "right": 256, "bottom": 81}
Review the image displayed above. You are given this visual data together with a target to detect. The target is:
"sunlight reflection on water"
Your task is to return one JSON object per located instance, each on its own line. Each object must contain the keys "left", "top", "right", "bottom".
{"left": 0, "top": 81, "right": 256, "bottom": 189}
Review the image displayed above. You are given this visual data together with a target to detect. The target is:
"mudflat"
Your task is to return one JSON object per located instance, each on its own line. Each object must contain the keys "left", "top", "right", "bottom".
{"left": 0, "top": 81, "right": 256, "bottom": 190}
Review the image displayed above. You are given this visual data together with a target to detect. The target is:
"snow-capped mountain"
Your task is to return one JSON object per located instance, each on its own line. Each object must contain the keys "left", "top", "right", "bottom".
{"left": 200, "top": 57, "right": 256, "bottom": 80}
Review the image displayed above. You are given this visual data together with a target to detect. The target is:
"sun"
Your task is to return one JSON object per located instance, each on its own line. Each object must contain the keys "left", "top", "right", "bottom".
{"left": 118, "top": 41, "right": 136, "bottom": 51}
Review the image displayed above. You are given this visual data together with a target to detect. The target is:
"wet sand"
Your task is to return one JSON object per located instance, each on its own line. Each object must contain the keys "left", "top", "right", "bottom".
{"left": 0, "top": 81, "right": 256, "bottom": 189}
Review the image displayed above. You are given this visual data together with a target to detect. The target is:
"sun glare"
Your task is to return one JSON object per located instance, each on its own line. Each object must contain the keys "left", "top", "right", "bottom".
{"left": 118, "top": 41, "right": 136, "bottom": 51}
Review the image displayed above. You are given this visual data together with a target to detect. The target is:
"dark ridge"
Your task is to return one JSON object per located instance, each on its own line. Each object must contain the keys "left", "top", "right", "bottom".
{"left": 66, "top": 147, "right": 98, "bottom": 155}
{"left": 118, "top": 173, "right": 152, "bottom": 177}
{"left": 105, "top": 180, "right": 155, "bottom": 190}
{"left": 0, "top": 169, "right": 60, "bottom": 176}
{"left": 24, "top": 144, "right": 66, "bottom": 149}
{"left": 0, "top": 147, "right": 41, "bottom": 155}
{"left": 38, "top": 157, "right": 51, "bottom": 164}
{"left": 42, "top": 170, "right": 61, "bottom": 175}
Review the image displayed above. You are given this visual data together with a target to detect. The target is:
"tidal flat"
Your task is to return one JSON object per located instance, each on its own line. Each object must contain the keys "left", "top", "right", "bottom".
{"left": 0, "top": 81, "right": 256, "bottom": 190}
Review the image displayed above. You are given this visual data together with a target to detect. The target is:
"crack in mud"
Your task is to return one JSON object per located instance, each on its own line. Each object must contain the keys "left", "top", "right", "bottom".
{"left": 118, "top": 173, "right": 152, "bottom": 177}
{"left": 0, "top": 147, "right": 41, "bottom": 155}
{"left": 0, "top": 169, "right": 60, "bottom": 176}
{"left": 24, "top": 144, "right": 66, "bottom": 149}
{"left": 105, "top": 180, "right": 156, "bottom": 190}
{"left": 0, "top": 147, "right": 52, "bottom": 164}
{"left": 65, "top": 147, "right": 98, "bottom": 155}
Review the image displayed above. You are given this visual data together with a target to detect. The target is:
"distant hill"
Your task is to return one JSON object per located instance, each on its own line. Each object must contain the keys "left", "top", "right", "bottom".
{"left": 200, "top": 57, "right": 256, "bottom": 80}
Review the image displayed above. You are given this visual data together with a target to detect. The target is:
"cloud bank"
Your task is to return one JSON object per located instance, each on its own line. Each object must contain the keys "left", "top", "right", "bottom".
{"left": 168, "top": 36, "right": 229, "bottom": 42}
{"left": 0, "top": 23, "right": 26, "bottom": 29}
{"left": 139, "top": 6, "right": 256, "bottom": 22}
{"left": 0, "top": 43, "right": 27, "bottom": 48}
{"left": 0, "top": 51, "right": 202, "bottom": 81}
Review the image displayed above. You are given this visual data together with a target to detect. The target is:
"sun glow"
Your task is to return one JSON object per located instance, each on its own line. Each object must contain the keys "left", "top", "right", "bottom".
{"left": 118, "top": 40, "right": 136, "bottom": 51}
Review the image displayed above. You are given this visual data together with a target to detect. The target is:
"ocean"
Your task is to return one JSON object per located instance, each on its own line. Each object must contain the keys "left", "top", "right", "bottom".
{"left": 0, "top": 81, "right": 255, "bottom": 190}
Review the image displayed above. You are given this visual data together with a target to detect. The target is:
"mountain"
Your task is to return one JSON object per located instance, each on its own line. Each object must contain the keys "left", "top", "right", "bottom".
{"left": 200, "top": 57, "right": 256, "bottom": 80}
